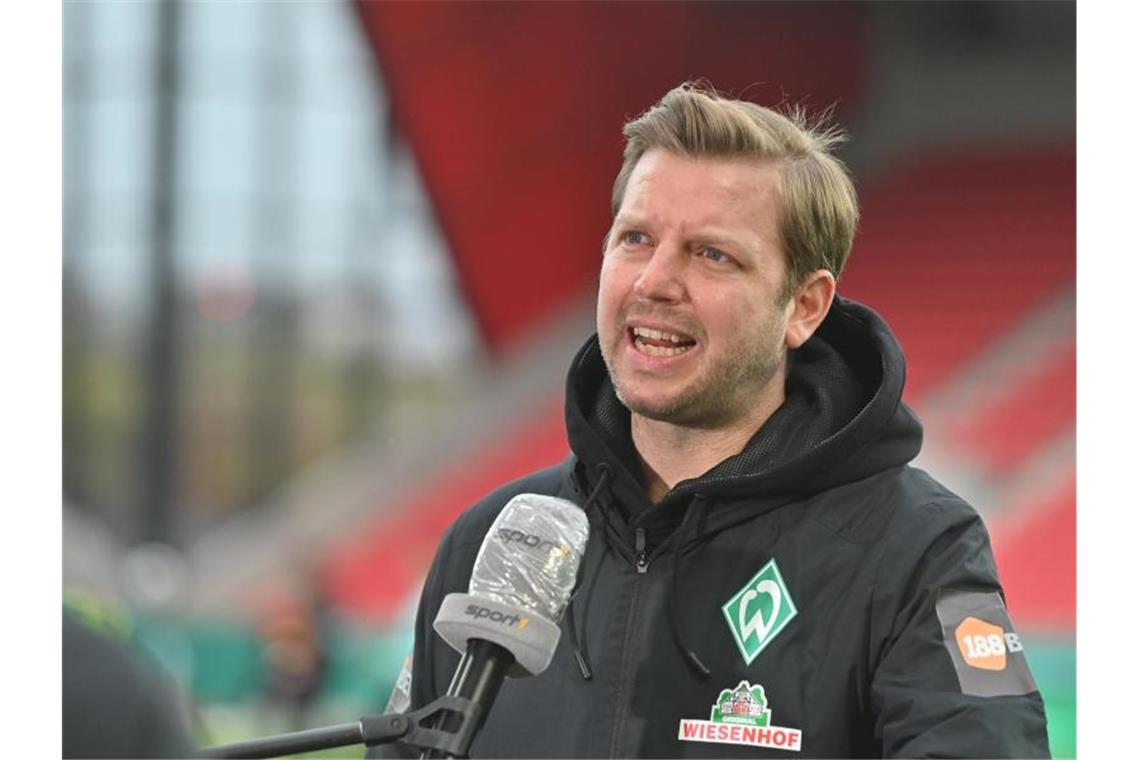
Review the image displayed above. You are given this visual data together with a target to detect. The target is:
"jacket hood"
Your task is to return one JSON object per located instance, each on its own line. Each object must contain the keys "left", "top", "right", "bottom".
{"left": 564, "top": 295, "right": 923, "bottom": 528}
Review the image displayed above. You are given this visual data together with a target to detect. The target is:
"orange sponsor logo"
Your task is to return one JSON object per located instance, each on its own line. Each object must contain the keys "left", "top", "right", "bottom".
{"left": 955, "top": 616, "right": 1009, "bottom": 671}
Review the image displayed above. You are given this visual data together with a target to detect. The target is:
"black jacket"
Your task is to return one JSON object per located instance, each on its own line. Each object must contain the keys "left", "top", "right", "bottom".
{"left": 378, "top": 297, "right": 1050, "bottom": 758}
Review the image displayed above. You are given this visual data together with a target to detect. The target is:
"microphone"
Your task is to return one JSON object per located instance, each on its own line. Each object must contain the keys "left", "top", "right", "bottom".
{"left": 423, "top": 494, "right": 590, "bottom": 758}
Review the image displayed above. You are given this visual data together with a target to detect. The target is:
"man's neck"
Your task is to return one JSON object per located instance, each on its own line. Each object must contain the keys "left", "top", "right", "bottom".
{"left": 631, "top": 382, "right": 786, "bottom": 503}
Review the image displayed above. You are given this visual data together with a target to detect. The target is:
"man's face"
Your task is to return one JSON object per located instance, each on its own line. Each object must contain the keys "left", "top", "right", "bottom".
{"left": 597, "top": 149, "right": 795, "bottom": 428}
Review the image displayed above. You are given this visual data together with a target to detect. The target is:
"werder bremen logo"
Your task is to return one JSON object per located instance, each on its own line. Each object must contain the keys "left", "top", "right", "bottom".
{"left": 722, "top": 558, "right": 797, "bottom": 664}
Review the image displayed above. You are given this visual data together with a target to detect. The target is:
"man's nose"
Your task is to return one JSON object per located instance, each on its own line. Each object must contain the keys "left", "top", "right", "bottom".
{"left": 633, "top": 245, "right": 686, "bottom": 301}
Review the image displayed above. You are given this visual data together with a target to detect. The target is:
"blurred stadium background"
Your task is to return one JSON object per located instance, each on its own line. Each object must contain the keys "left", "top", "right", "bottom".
{"left": 62, "top": 1, "right": 1075, "bottom": 756}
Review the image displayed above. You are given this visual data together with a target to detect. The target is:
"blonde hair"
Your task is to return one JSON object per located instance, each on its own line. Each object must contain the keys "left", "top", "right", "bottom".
{"left": 611, "top": 83, "right": 859, "bottom": 301}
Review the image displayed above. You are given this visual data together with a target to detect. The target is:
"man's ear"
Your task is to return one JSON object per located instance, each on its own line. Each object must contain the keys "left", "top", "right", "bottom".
{"left": 784, "top": 270, "right": 837, "bottom": 349}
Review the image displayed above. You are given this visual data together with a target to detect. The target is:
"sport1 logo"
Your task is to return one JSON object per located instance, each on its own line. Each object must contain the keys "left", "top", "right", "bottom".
{"left": 954, "top": 616, "right": 1023, "bottom": 671}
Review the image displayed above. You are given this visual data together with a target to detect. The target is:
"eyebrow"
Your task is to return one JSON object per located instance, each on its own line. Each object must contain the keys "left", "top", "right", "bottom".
{"left": 691, "top": 228, "right": 768, "bottom": 263}
{"left": 611, "top": 213, "right": 645, "bottom": 229}
{"left": 688, "top": 230, "right": 747, "bottom": 249}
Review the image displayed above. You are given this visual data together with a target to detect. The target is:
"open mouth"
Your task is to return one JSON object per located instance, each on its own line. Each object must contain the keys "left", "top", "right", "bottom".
{"left": 629, "top": 326, "right": 697, "bottom": 357}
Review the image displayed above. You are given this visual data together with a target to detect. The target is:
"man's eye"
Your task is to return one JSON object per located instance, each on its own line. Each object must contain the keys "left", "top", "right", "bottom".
{"left": 701, "top": 247, "right": 730, "bottom": 263}
{"left": 622, "top": 231, "right": 649, "bottom": 246}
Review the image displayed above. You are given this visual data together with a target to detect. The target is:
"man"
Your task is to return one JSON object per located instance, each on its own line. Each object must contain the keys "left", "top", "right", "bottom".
{"left": 377, "top": 83, "right": 1050, "bottom": 758}
{"left": 63, "top": 610, "right": 195, "bottom": 758}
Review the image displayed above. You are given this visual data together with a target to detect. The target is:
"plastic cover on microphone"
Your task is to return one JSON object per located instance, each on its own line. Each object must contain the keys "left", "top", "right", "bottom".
{"left": 469, "top": 493, "right": 590, "bottom": 621}
{"left": 432, "top": 494, "right": 590, "bottom": 677}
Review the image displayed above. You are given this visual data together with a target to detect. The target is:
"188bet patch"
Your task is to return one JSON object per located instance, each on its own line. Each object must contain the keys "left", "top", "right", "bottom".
{"left": 722, "top": 559, "right": 797, "bottom": 665}
{"left": 935, "top": 588, "right": 1038, "bottom": 697}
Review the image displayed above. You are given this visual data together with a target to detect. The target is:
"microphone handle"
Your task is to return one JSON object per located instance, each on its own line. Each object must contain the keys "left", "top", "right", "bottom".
{"left": 420, "top": 639, "right": 515, "bottom": 759}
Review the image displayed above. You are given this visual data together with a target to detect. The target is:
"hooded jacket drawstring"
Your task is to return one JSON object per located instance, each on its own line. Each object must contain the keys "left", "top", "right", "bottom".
{"left": 565, "top": 463, "right": 613, "bottom": 680}
{"left": 569, "top": 478, "right": 712, "bottom": 681}
{"left": 667, "top": 494, "right": 712, "bottom": 678}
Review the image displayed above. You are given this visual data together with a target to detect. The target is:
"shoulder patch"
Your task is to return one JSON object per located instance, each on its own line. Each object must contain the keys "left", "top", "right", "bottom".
{"left": 385, "top": 652, "right": 414, "bottom": 713}
{"left": 935, "top": 589, "right": 1038, "bottom": 697}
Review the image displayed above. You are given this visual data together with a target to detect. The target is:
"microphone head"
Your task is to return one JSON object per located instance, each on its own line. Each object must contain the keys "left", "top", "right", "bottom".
{"left": 469, "top": 493, "right": 590, "bottom": 623}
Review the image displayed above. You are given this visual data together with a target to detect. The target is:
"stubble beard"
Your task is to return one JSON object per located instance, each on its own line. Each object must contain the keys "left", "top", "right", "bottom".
{"left": 603, "top": 326, "right": 787, "bottom": 429}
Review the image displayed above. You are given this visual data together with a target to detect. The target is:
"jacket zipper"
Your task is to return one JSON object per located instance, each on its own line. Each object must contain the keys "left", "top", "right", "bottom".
{"left": 609, "top": 527, "right": 650, "bottom": 756}
{"left": 635, "top": 527, "right": 649, "bottom": 573}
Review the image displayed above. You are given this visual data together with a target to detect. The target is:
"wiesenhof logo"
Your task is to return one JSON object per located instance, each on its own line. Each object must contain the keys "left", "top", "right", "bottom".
{"left": 679, "top": 680, "right": 802, "bottom": 752}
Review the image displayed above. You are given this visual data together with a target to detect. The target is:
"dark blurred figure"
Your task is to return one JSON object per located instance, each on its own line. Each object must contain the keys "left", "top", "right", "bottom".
{"left": 259, "top": 593, "right": 329, "bottom": 732}
{"left": 63, "top": 610, "right": 194, "bottom": 758}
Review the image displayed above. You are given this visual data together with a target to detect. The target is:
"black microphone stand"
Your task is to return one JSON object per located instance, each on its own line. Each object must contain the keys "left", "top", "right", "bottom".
{"left": 199, "top": 694, "right": 484, "bottom": 759}
{"left": 420, "top": 640, "right": 513, "bottom": 760}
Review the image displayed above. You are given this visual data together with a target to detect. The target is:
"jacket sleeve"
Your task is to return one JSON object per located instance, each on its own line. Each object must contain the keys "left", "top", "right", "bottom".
{"left": 369, "top": 521, "right": 466, "bottom": 759}
{"left": 870, "top": 500, "right": 1051, "bottom": 758}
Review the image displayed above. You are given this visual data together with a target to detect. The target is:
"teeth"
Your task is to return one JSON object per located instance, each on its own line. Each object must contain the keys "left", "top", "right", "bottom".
{"left": 635, "top": 341, "right": 692, "bottom": 357}
{"left": 632, "top": 326, "right": 689, "bottom": 344}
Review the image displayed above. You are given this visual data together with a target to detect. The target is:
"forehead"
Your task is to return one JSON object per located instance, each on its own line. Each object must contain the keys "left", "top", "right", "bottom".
{"left": 618, "top": 149, "right": 782, "bottom": 231}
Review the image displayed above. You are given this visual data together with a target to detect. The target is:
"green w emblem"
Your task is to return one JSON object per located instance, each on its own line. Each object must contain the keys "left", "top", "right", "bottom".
{"left": 722, "top": 559, "right": 797, "bottom": 664}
